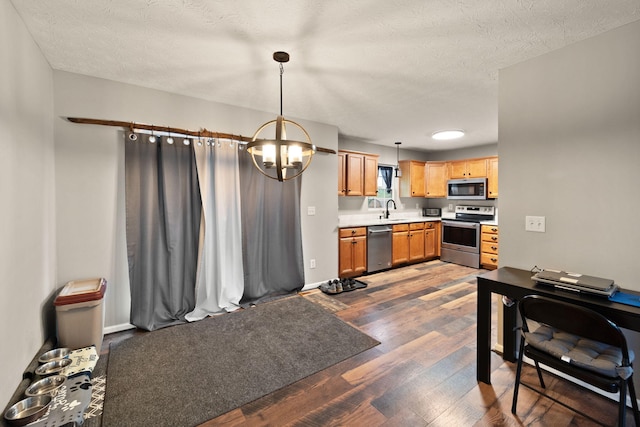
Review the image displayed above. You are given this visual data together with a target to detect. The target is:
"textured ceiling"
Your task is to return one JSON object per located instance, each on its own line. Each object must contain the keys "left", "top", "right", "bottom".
{"left": 10, "top": 0, "right": 640, "bottom": 151}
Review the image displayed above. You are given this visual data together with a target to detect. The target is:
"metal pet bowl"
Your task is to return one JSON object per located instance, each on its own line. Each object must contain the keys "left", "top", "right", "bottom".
{"left": 38, "top": 348, "right": 70, "bottom": 364}
{"left": 25, "top": 375, "right": 66, "bottom": 397}
{"left": 34, "top": 358, "right": 72, "bottom": 376}
{"left": 4, "top": 395, "right": 51, "bottom": 426}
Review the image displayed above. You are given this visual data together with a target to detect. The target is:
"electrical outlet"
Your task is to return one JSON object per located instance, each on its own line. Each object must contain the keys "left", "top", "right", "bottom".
{"left": 307, "top": 206, "right": 316, "bottom": 216}
{"left": 448, "top": 204, "right": 454, "bottom": 211}
{"left": 310, "top": 259, "right": 316, "bottom": 269}
{"left": 525, "top": 216, "right": 546, "bottom": 232}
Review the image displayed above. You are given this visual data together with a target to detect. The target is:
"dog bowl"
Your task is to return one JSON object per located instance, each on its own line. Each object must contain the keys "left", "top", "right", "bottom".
{"left": 4, "top": 395, "right": 51, "bottom": 426}
{"left": 38, "top": 348, "right": 70, "bottom": 364}
{"left": 25, "top": 375, "right": 66, "bottom": 397}
{"left": 34, "top": 358, "right": 72, "bottom": 376}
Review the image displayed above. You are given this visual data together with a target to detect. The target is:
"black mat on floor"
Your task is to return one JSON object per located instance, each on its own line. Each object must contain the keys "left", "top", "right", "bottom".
{"left": 102, "top": 295, "right": 379, "bottom": 426}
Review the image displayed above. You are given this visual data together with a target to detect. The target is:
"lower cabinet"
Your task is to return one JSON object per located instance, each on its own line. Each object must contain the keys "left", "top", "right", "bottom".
{"left": 392, "top": 221, "right": 440, "bottom": 267}
{"left": 480, "top": 225, "right": 499, "bottom": 269}
{"left": 339, "top": 221, "right": 441, "bottom": 277}
{"left": 392, "top": 224, "right": 410, "bottom": 266}
{"left": 409, "top": 222, "right": 425, "bottom": 262}
{"left": 338, "top": 227, "right": 367, "bottom": 277}
{"left": 424, "top": 221, "right": 440, "bottom": 258}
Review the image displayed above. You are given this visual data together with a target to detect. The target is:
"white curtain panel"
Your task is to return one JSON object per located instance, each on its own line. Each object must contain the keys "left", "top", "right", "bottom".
{"left": 186, "top": 139, "right": 244, "bottom": 321}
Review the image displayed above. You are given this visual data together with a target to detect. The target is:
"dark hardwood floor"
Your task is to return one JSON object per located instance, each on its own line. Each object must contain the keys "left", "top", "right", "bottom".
{"left": 102, "top": 260, "right": 626, "bottom": 426}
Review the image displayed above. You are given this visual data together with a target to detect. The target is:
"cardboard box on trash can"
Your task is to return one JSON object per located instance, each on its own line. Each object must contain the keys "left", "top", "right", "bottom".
{"left": 54, "top": 278, "right": 107, "bottom": 353}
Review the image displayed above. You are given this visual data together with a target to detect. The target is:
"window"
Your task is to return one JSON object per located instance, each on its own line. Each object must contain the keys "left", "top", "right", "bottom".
{"left": 367, "top": 166, "right": 393, "bottom": 209}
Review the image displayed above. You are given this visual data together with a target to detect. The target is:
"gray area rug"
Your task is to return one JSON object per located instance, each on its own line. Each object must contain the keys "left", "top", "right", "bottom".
{"left": 102, "top": 295, "right": 379, "bottom": 426}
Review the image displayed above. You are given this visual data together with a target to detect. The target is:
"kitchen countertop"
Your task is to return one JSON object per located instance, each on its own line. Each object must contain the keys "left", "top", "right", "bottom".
{"left": 339, "top": 217, "right": 442, "bottom": 228}
{"left": 339, "top": 216, "right": 498, "bottom": 228}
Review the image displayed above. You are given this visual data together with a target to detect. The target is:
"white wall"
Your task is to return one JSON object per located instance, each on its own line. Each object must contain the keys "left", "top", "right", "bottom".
{"left": 53, "top": 71, "right": 339, "bottom": 331}
{"left": 426, "top": 143, "right": 497, "bottom": 162}
{"left": 499, "top": 19, "right": 640, "bottom": 289}
{"left": 499, "top": 19, "right": 640, "bottom": 390}
{"left": 0, "top": 1, "right": 56, "bottom": 406}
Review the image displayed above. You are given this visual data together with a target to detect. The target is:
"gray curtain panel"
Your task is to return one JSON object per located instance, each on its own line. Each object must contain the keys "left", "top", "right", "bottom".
{"left": 238, "top": 148, "right": 305, "bottom": 302}
{"left": 124, "top": 133, "right": 202, "bottom": 331}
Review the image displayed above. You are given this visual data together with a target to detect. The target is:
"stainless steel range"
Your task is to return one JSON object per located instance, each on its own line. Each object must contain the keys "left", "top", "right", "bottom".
{"left": 441, "top": 205, "right": 495, "bottom": 268}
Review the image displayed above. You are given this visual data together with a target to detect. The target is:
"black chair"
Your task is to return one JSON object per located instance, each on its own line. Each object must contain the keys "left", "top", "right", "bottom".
{"left": 512, "top": 295, "right": 640, "bottom": 426}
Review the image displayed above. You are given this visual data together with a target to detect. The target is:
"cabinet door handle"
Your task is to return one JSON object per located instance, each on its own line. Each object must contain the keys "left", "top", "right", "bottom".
{"left": 491, "top": 246, "right": 497, "bottom": 250}
{"left": 491, "top": 236, "right": 497, "bottom": 241}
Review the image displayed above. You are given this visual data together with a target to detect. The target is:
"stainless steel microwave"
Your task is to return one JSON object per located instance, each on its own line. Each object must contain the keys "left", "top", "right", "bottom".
{"left": 447, "top": 178, "right": 487, "bottom": 200}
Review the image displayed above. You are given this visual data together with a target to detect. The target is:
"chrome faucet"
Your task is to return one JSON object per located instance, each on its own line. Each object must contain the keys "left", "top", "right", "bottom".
{"left": 385, "top": 199, "right": 397, "bottom": 219}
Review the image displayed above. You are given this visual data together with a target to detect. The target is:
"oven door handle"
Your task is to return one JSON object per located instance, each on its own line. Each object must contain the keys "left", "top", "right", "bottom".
{"left": 442, "top": 220, "right": 480, "bottom": 230}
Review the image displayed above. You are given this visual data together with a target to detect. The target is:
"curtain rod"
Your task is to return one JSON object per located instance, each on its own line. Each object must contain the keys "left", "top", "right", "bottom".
{"left": 65, "top": 117, "right": 336, "bottom": 155}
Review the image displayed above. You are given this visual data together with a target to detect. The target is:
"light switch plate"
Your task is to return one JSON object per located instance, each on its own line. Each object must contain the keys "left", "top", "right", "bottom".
{"left": 525, "top": 216, "right": 546, "bottom": 232}
{"left": 307, "top": 206, "right": 316, "bottom": 216}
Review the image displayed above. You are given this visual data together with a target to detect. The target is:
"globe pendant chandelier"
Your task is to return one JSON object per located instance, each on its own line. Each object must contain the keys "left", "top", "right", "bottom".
{"left": 246, "top": 51, "right": 316, "bottom": 182}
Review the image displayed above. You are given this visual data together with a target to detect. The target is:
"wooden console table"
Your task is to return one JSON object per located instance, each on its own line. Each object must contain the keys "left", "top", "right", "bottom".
{"left": 476, "top": 266, "right": 640, "bottom": 384}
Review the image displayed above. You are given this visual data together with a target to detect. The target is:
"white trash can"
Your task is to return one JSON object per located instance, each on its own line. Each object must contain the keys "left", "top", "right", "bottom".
{"left": 54, "top": 278, "right": 107, "bottom": 353}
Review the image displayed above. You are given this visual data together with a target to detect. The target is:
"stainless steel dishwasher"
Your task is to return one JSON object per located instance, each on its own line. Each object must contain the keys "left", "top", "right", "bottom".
{"left": 367, "top": 225, "right": 392, "bottom": 273}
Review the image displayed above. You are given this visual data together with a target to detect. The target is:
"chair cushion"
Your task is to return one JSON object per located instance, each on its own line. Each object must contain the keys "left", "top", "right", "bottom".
{"left": 524, "top": 325, "right": 634, "bottom": 379}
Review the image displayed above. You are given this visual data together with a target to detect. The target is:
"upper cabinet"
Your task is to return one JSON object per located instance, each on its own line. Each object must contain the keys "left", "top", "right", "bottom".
{"left": 425, "top": 161, "right": 448, "bottom": 198}
{"left": 448, "top": 158, "right": 487, "bottom": 179}
{"left": 487, "top": 156, "right": 498, "bottom": 199}
{"left": 363, "top": 155, "right": 378, "bottom": 196}
{"left": 398, "top": 160, "right": 426, "bottom": 197}
{"left": 338, "top": 150, "right": 379, "bottom": 197}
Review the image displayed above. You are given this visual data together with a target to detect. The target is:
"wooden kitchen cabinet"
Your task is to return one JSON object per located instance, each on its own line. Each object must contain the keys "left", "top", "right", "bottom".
{"left": 424, "top": 221, "right": 440, "bottom": 259}
{"left": 392, "top": 224, "right": 409, "bottom": 266}
{"left": 338, "top": 151, "right": 347, "bottom": 196}
{"left": 409, "top": 222, "right": 425, "bottom": 262}
{"left": 480, "top": 224, "right": 499, "bottom": 269}
{"left": 363, "top": 155, "right": 378, "bottom": 196}
{"left": 425, "top": 161, "right": 448, "bottom": 198}
{"left": 448, "top": 158, "right": 487, "bottom": 179}
{"left": 338, "top": 150, "right": 378, "bottom": 197}
{"left": 399, "top": 160, "right": 426, "bottom": 197}
{"left": 487, "top": 156, "right": 498, "bottom": 199}
{"left": 339, "top": 227, "right": 367, "bottom": 277}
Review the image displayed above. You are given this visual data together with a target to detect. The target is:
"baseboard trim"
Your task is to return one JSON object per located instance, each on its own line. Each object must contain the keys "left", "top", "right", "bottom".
{"left": 104, "top": 323, "right": 135, "bottom": 335}
{"left": 301, "top": 280, "right": 330, "bottom": 292}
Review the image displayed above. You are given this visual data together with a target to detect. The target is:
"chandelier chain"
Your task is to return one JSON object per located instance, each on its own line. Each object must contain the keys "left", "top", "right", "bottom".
{"left": 279, "top": 62, "right": 284, "bottom": 116}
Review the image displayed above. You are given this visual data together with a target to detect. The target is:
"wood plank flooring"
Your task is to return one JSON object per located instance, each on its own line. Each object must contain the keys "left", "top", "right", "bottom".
{"left": 103, "top": 260, "right": 627, "bottom": 426}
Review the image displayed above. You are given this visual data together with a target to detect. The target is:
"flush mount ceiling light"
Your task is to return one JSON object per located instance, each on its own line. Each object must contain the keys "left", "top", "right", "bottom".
{"left": 246, "top": 51, "right": 316, "bottom": 182}
{"left": 432, "top": 129, "right": 465, "bottom": 140}
{"left": 394, "top": 141, "right": 402, "bottom": 178}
